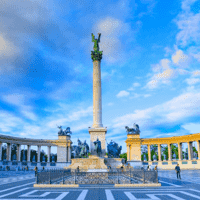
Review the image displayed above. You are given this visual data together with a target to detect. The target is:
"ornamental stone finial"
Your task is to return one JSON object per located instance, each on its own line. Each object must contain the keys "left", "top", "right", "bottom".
{"left": 91, "top": 33, "right": 103, "bottom": 61}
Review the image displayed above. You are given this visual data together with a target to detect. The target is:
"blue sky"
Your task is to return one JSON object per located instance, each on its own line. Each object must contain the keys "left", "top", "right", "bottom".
{"left": 0, "top": 0, "right": 200, "bottom": 154}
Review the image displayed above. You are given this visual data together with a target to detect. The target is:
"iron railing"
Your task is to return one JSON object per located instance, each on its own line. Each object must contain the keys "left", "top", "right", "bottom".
{"left": 36, "top": 168, "right": 158, "bottom": 184}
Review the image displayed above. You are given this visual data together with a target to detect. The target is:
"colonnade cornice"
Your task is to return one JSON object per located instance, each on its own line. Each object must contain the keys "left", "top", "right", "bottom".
{"left": 125, "top": 133, "right": 200, "bottom": 146}
{"left": 0, "top": 134, "right": 72, "bottom": 147}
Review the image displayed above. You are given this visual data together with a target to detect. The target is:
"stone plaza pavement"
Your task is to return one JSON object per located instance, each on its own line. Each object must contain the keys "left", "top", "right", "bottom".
{"left": 0, "top": 170, "right": 200, "bottom": 199}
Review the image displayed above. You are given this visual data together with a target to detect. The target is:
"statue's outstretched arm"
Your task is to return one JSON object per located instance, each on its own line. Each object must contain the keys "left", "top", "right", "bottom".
{"left": 91, "top": 33, "right": 95, "bottom": 42}
{"left": 98, "top": 33, "right": 101, "bottom": 43}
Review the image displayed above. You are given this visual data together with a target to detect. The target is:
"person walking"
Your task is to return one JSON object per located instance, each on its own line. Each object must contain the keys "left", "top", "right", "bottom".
{"left": 34, "top": 166, "right": 38, "bottom": 177}
{"left": 175, "top": 164, "right": 181, "bottom": 179}
{"left": 42, "top": 166, "right": 45, "bottom": 171}
{"left": 154, "top": 165, "right": 157, "bottom": 171}
{"left": 77, "top": 166, "right": 80, "bottom": 173}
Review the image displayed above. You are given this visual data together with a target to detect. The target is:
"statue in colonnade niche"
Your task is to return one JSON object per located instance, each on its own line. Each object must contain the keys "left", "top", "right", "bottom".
{"left": 153, "top": 154, "right": 157, "bottom": 161}
{"left": 32, "top": 155, "right": 36, "bottom": 162}
{"left": 173, "top": 152, "right": 176, "bottom": 160}
{"left": 143, "top": 154, "right": 147, "bottom": 161}
{"left": 193, "top": 151, "right": 197, "bottom": 159}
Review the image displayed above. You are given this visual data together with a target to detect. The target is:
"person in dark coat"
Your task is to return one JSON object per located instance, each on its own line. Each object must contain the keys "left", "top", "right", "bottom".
{"left": 34, "top": 166, "right": 38, "bottom": 177}
{"left": 175, "top": 164, "right": 181, "bottom": 179}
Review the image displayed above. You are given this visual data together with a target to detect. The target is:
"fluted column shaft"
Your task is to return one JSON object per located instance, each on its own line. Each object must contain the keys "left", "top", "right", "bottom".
{"left": 148, "top": 144, "right": 151, "bottom": 161}
{"left": 178, "top": 143, "right": 182, "bottom": 161}
{"left": 168, "top": 144, "right": 172, "bottom": 161}
{"left": 0, "top": 143, "right": 2, "bottom": 161}
{"left": 7, "top": 143, "right": 11, "bottom": 161}
{"left": 197, "top": 140, "right": 200, "bottom": 159}
{"left": 17, "top": 144, "right": 21, "bottom": 161}
{"left": 92, "top": 60, "right": 103, "bottom": 128}
{"left": 27, "top": 145, "right": 31, "bottom": 162}
{"left": 127, "top": 145, "right": 131, "bottom": 161}
{"left": 187, "top": 142, "right": 192, "bottom": 160}
{"left": 48, "top": 146, "right": 51, "bottom": 163}
{"left": 37, "top": 146, "right": 41, "bottom": 162}
{"left": 158, "top": 144, "right": 162, "bottom": 161}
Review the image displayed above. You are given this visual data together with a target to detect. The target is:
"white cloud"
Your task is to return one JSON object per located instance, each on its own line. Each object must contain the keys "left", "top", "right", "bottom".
{"left": 192, "top": 70, "right": 200, "bottom": 76}
{"left": 112, "top": 91, "right": 200, "bottom": 132}
{"left": 116, "top": 90, "right": 130, "bottom": 98}
{"left": 172, "top": 49, "right": 189, "bottom": 67}
{"left": 181, "top": 122, "right": 200, "bottom": 134}
{"left": 2, "top": 93, "right": 37, "bottom": 121}
{"left": 185, "top": 78, "right": 200, "bottom": 85}
{"left": 175, "top": 1, "right": 200, "bottom": 47}
{"left": 133, "top": 82, "right": 140, "bottom": 87}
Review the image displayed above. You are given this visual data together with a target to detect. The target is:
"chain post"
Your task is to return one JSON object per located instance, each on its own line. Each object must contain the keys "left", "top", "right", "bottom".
{"left": 49, "top": 169, "right": 51, "bottom": 184}
{"left": 143, "top": 169, "right": 145, "bottom": 184}
{"left": 118, "top": 169, "right": 119, "bottom": 184}
{"left": 74, "top": 170, "right": 76, "bottom": 184}
{"left": 36, "top": 171, "right": 38, "bottom": 184}
{"left": 63, "top": 169, "right": 64, "bottom": 184}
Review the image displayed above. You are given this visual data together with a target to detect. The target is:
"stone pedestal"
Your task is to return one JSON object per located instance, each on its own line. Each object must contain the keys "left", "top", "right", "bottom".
{"left": 89, "top": 127, "right": 107, "bottom": 156}
{"left": 64, "top": 156, "right": 108, "bottom": 171}
{"left": 104, "top": 158, "right": 125, "bottom": 169}
{"left": 57, "top": 135, "right": 71, "bottom": 162}
{"left": 128, "top": 161, "right": 143, "bottom": 169}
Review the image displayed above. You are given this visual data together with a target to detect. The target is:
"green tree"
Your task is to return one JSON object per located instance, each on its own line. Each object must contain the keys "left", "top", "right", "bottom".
{"left": 120, "top": 153, "right": 127, "bottom": 161}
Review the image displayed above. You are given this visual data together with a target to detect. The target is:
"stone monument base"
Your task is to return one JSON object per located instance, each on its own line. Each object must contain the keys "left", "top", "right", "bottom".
{"left": 64, "top": 156, "right": 107, "bottom": 171}
{"left": 104, "top": 158, "right": 125, "bottom": 169}
{"left": 128, "top": 161, "right": 142, "bottom": 169}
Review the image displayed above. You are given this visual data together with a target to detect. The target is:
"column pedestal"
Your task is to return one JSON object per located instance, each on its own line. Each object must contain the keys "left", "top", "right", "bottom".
{"left": 89, "top": 127, "right": 107, "bottom": 156}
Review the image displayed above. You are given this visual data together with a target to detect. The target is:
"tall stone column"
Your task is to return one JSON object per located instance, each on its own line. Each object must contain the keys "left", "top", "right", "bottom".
{"left": 158, "top": 144, "right": 162, "bottom": 161}
{"left": 197, "top": 140, "right": 200, "bottom": 159}
{"left": 7, "top": 143, "right": 11, "bottom": 161}
{"left": 187, "top": 142, "right": 192, "bottom": 160}
{"left": 178, "top": 142, "right": 182, "bottom": 161}
{"left": 89, "top": 33, "right": 107, "bottom": 156}
{"left": 168, "top": 144, "right": 172, "bottom": 161}
{"left": 48, "top": 146, "right": 51, "bottom": 163}
{"left": 27, "top": 145, "right": 31, "bottom": 162}
{"left": 0, "top": 142, "right": 2, "bottom": 161}
{"left": 17, "top": 144, "right": 21, "bottom": 162}
{"left": 37, "top": 146, "right": 41, "bottom": 162}
{"left": 148, "top": 144, "right": 151, "bottom": 161}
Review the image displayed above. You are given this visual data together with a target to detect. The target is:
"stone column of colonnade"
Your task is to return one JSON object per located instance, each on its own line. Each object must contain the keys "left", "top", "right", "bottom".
{"left": 197, "top": 140, "right": 200, "bottom": 159}
{"left": 148, "top": 144, "right": 151, "bottom": 161}
{"left": 48, "top": 146, "right": 51, "bottom": 163}
{"left": 17, "top": 144, "right": 21, "bottom": 161}
{"left": 157, "top": 144, "right": 162, "bottom": 161}
{"left": 6, "top": 143, "right": 11, "bottom": 161}
{"left": 188, "top": 142, "right": 193, "bottom": 160}
{"left": 178, "top": 143, "right": 183, "bottom": 160}
{"left": 168, "top": 144, "right": 172, "bottom": 161}
{"left": 37, "top": 145, "right": 41, "bottom": 162}
{"left": 27, "top": 145, "right": 31, "bottom": 162}
{"left": 0, "top": 142, "right": 2, "bottom": 161}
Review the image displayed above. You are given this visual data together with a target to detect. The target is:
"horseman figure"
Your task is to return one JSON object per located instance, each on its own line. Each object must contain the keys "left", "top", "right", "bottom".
{"left": 93, "top": 138, "right": 101, "bottom": 157}
{"left": 107, "top": 140, "right": 122, "bottom": 158}
{"left": 77, "top": 139, "right": 89, "bottom": 158}
{"left": 125, "top": 123, "right": 140, "bottom": 135}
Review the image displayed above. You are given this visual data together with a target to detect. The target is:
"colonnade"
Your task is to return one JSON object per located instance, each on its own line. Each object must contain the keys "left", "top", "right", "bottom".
{"left": 143, "top": 141, "right": 200, "bottom": 161}
{"left": 0, "top": 134, "right": 72, "bottom": 163}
